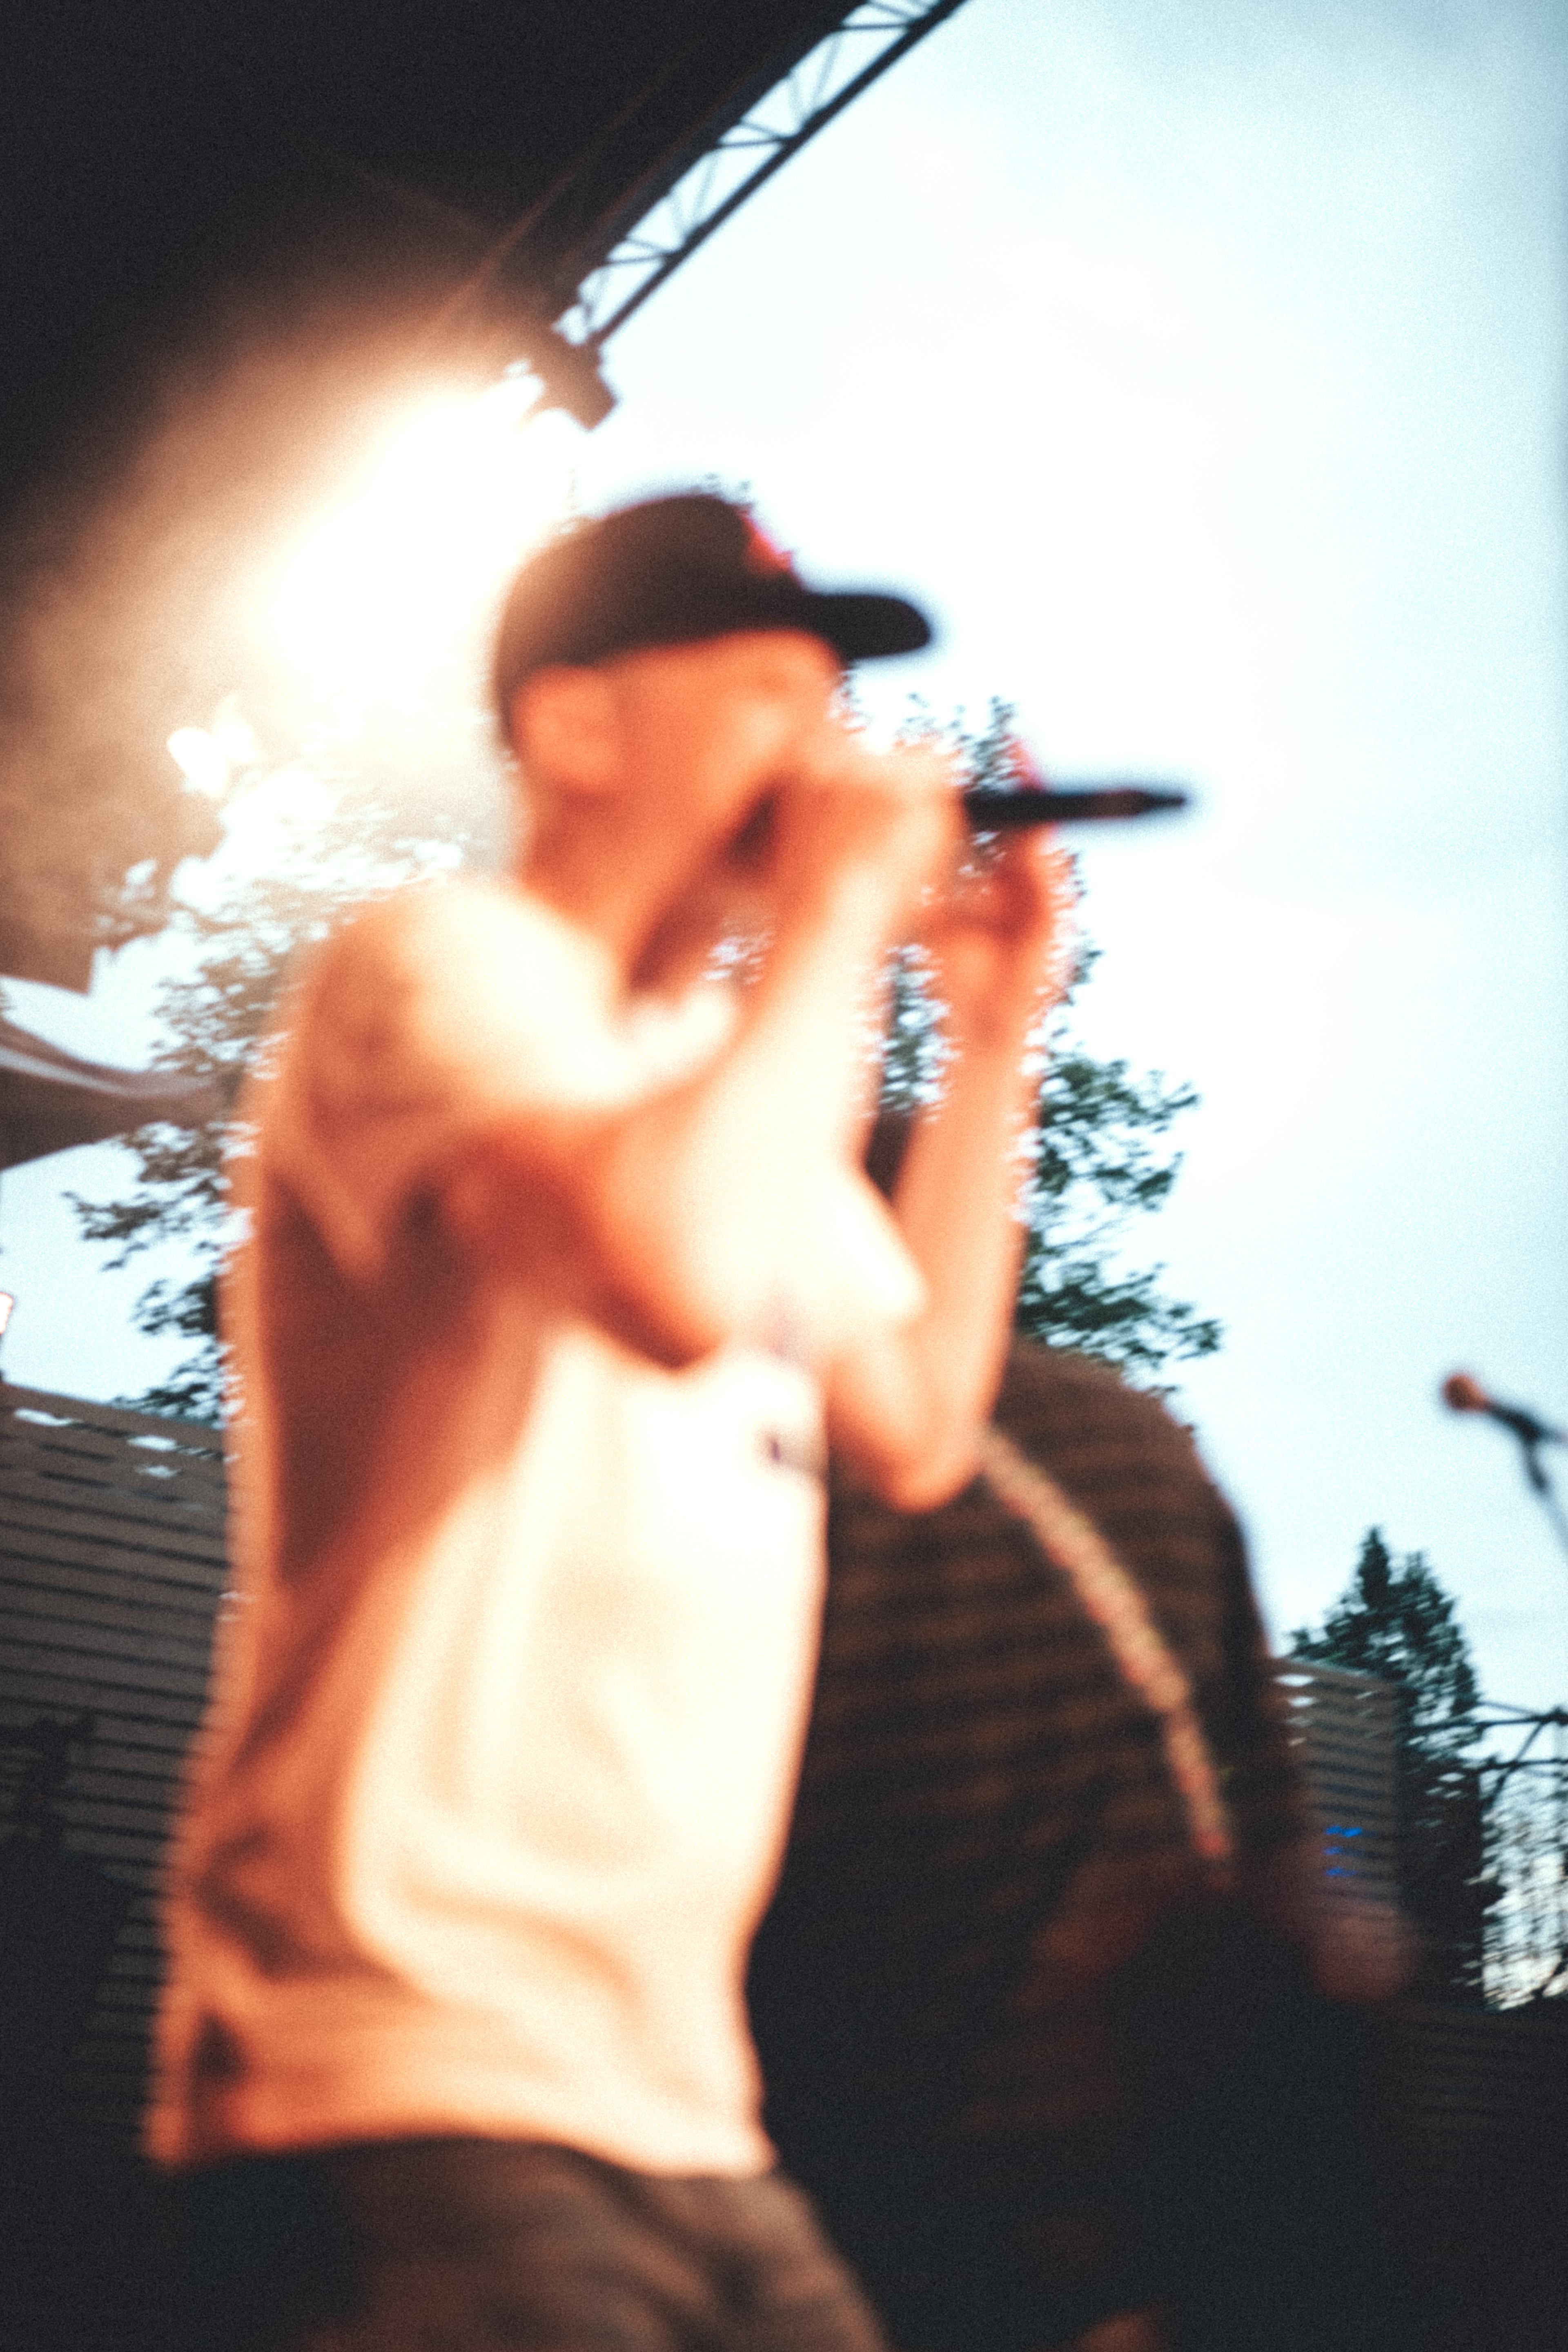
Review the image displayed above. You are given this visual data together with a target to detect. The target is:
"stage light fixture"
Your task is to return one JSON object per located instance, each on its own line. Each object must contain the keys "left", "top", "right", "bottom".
{"left": 520, "top": 323, "right": 615, "bottom": 431}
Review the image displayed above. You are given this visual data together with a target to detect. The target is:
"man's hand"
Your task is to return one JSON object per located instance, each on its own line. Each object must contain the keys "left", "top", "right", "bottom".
{"left": 824, "top": 826, "right": 1076, "bottom": 1509}
{"left": 920, "top": 828, "right": 1078, "bottom": 1038}
{"left": 768, "top": 731, "right": 962, "bottom": 931}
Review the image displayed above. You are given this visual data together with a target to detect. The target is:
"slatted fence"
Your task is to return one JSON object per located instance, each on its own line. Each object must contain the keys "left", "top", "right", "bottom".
{"left": 1278, "top": 1657, "right": 1401, "bottom": 1908}
{"left": 1375, "top": 1997, "right": 1568, "bottom": 2350}
{"left": 0, "top": 1380, "right": 227, "bottom": 2150}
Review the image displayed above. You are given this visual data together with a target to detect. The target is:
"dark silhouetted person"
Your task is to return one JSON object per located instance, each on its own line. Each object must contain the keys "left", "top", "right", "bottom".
{"left": 751, "top": 1315, "right": 1409, "bottom": 2352}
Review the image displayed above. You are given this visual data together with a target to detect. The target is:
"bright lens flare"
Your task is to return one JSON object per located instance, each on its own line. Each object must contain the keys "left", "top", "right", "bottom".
{"left": 261, "top": 371, "right": 574, "bottom": 707}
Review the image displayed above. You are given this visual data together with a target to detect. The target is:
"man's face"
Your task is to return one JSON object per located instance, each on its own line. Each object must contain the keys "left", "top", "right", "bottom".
{"left": 512, "top": 628, "right": 848, "bottom": 972}
{"left": 604, "top": 628, "right": 846, "bottom": 865}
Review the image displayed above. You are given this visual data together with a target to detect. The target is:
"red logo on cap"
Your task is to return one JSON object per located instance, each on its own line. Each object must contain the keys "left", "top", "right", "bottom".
{"left": 743, "top": 517, "right": 795, "bottom": 577}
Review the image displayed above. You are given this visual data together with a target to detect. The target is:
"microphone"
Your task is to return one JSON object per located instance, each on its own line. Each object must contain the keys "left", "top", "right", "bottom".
{"left": 960, "top": 742, "right": 1190, "bottom": 829}
{"left": 1442, "top": 1372, "right": 1567, "bottom": 1450}
{"left": 962, "top": 782, "right": 1190, "bottom": 827}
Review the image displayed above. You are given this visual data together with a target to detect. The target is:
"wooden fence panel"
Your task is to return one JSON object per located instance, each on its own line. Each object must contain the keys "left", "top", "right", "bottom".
{"left": 0, "top": 1381, "right": 227, "bottom": 2152}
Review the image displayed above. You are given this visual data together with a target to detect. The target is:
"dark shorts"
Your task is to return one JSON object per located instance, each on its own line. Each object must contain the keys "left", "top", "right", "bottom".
{"left": 168, "top": 2136, "right": 892, "bottom": 2352}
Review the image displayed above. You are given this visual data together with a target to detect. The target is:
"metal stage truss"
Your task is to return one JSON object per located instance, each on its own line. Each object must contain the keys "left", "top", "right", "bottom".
{"left": 2, "top": 2, "right": 980, "bottom": 480}
{"left": 1475, "top": 1704, "right": 1568, "bottom": 2006}
{"left": 0, "top": 1, "right": 977, "bottom": 1002}
{"left": 561, "top": 1, "right": 972, "bottom": 353}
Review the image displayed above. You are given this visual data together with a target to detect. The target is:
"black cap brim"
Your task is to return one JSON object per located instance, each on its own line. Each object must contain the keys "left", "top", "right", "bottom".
{"left": 640, "top": 574, "right": 931, "bottom": 664}
{"left": 795, "top": 588, "right": 931, "bottom": 662}
{"left": 494, "top": 494, "right": 933, "bottom": 736}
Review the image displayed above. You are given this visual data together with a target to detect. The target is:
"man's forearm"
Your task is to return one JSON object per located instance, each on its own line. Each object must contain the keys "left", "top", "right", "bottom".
{"left": 895, "top": 986, "right": 1041, "bottom": 1414}
{"left": 827, "top": 976, "right": 1044, "bottom": 1506}
{"left": 570, "top": 864, "right": 916, "bottom": 1362}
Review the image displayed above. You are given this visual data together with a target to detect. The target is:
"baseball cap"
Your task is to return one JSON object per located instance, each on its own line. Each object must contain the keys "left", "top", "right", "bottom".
{"left": 492, "top": 493, "right": 931, "bottom": 741}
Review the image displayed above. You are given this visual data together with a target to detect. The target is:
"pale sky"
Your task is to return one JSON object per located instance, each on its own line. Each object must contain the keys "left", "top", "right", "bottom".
{"left": 3, "top": 0, "right": 1565, "bottom": 1704}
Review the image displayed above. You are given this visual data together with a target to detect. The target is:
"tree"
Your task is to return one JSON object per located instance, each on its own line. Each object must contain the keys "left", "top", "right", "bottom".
{"left": 884, "top": 698, "right": 1221, "bottom": 1386}
{"left": 1290, "top": 1528, "right": 1481, "bottom": 1755}
{"left": 74, "top": 695, "right": 1221, "bottom": 1419}
{"left": 1291, "top": 1529, "right": 1495, "bottom": 2002}
{"left": 1015, "top": 1033, "right": 1220, "bottom": 1381}
{"left": 69, "top": 736, "right": 490, "bottom": 1421}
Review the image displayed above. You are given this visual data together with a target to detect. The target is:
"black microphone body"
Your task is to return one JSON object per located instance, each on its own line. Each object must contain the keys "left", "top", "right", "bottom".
{"left": 961, "top": 781, "right": 1190, "bottom": 829}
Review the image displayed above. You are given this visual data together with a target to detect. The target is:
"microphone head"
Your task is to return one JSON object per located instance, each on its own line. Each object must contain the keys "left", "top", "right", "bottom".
{"left": 1442, "top": 1372, "right": 1490, "bottom": 1415}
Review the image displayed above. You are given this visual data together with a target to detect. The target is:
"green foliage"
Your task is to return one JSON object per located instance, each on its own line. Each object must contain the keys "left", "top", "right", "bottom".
{"left": 76, "top": 692, "right": 1221, "bottom": 1417}
{"left": 1289, "top": 1528, "right": 1481, "bottom": 1759}
{"left": 885, "top": 695, "right": 1222, "bottom": 1386}
{"left": 1016, "top": 1031, "right": 1221, "bottom": 1381}
{"left": 69, "top": 757, "right": 483, "bottom": 1421}
{"left": 1291, "top": 1530, "right": 1494, "bottom": 2002}
{"left": 880, "top": 944, "right": 951, "bottom": 1109}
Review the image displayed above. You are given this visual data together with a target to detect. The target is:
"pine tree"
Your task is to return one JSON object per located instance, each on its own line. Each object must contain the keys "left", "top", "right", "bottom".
{"left": 1291, "top": 1530, "right": 1494, "bottom": 2003}
{"left": 1290, "top": 1528, "right": 1481, "bottom": 1756}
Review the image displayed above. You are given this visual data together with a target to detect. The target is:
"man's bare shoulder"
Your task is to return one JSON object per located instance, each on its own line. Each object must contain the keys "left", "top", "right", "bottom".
{"left": 280, "top": 876, "right": 617, "bottom": 1091}
{"left": 305, "top": 874, "right": 592, "bottom": 1004}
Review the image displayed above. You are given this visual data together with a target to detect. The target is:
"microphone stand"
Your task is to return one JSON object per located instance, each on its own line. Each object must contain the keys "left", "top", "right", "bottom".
{"left": 1514, "top": 1432, "right": 1568, "bottom": 1564}
{"left": 1443, "top": 1376, "right": 1568, "bottom": 1564}
{"left": 1482, "top": 1403, "right": 1568, "bottom": 1564}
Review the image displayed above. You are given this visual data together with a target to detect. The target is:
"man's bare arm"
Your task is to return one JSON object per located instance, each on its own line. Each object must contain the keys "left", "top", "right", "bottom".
{"left": 439, "top": 740, "right": 956, "bottom": 1368}
{"left": 826, "top": 832, "right": 1074, "bottom": 1510}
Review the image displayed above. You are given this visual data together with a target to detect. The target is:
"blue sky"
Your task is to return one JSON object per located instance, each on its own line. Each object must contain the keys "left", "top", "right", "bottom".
{"left": 3, "top": 0, "right": 1565, "bottom": 1703}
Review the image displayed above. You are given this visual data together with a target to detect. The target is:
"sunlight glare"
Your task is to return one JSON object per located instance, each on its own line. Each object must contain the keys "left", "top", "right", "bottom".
{"left": 167, "top": 726, "right": 231, "bottom": 799}
{"left": 260, "top": 367, "right": 577, "bottom": 709}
